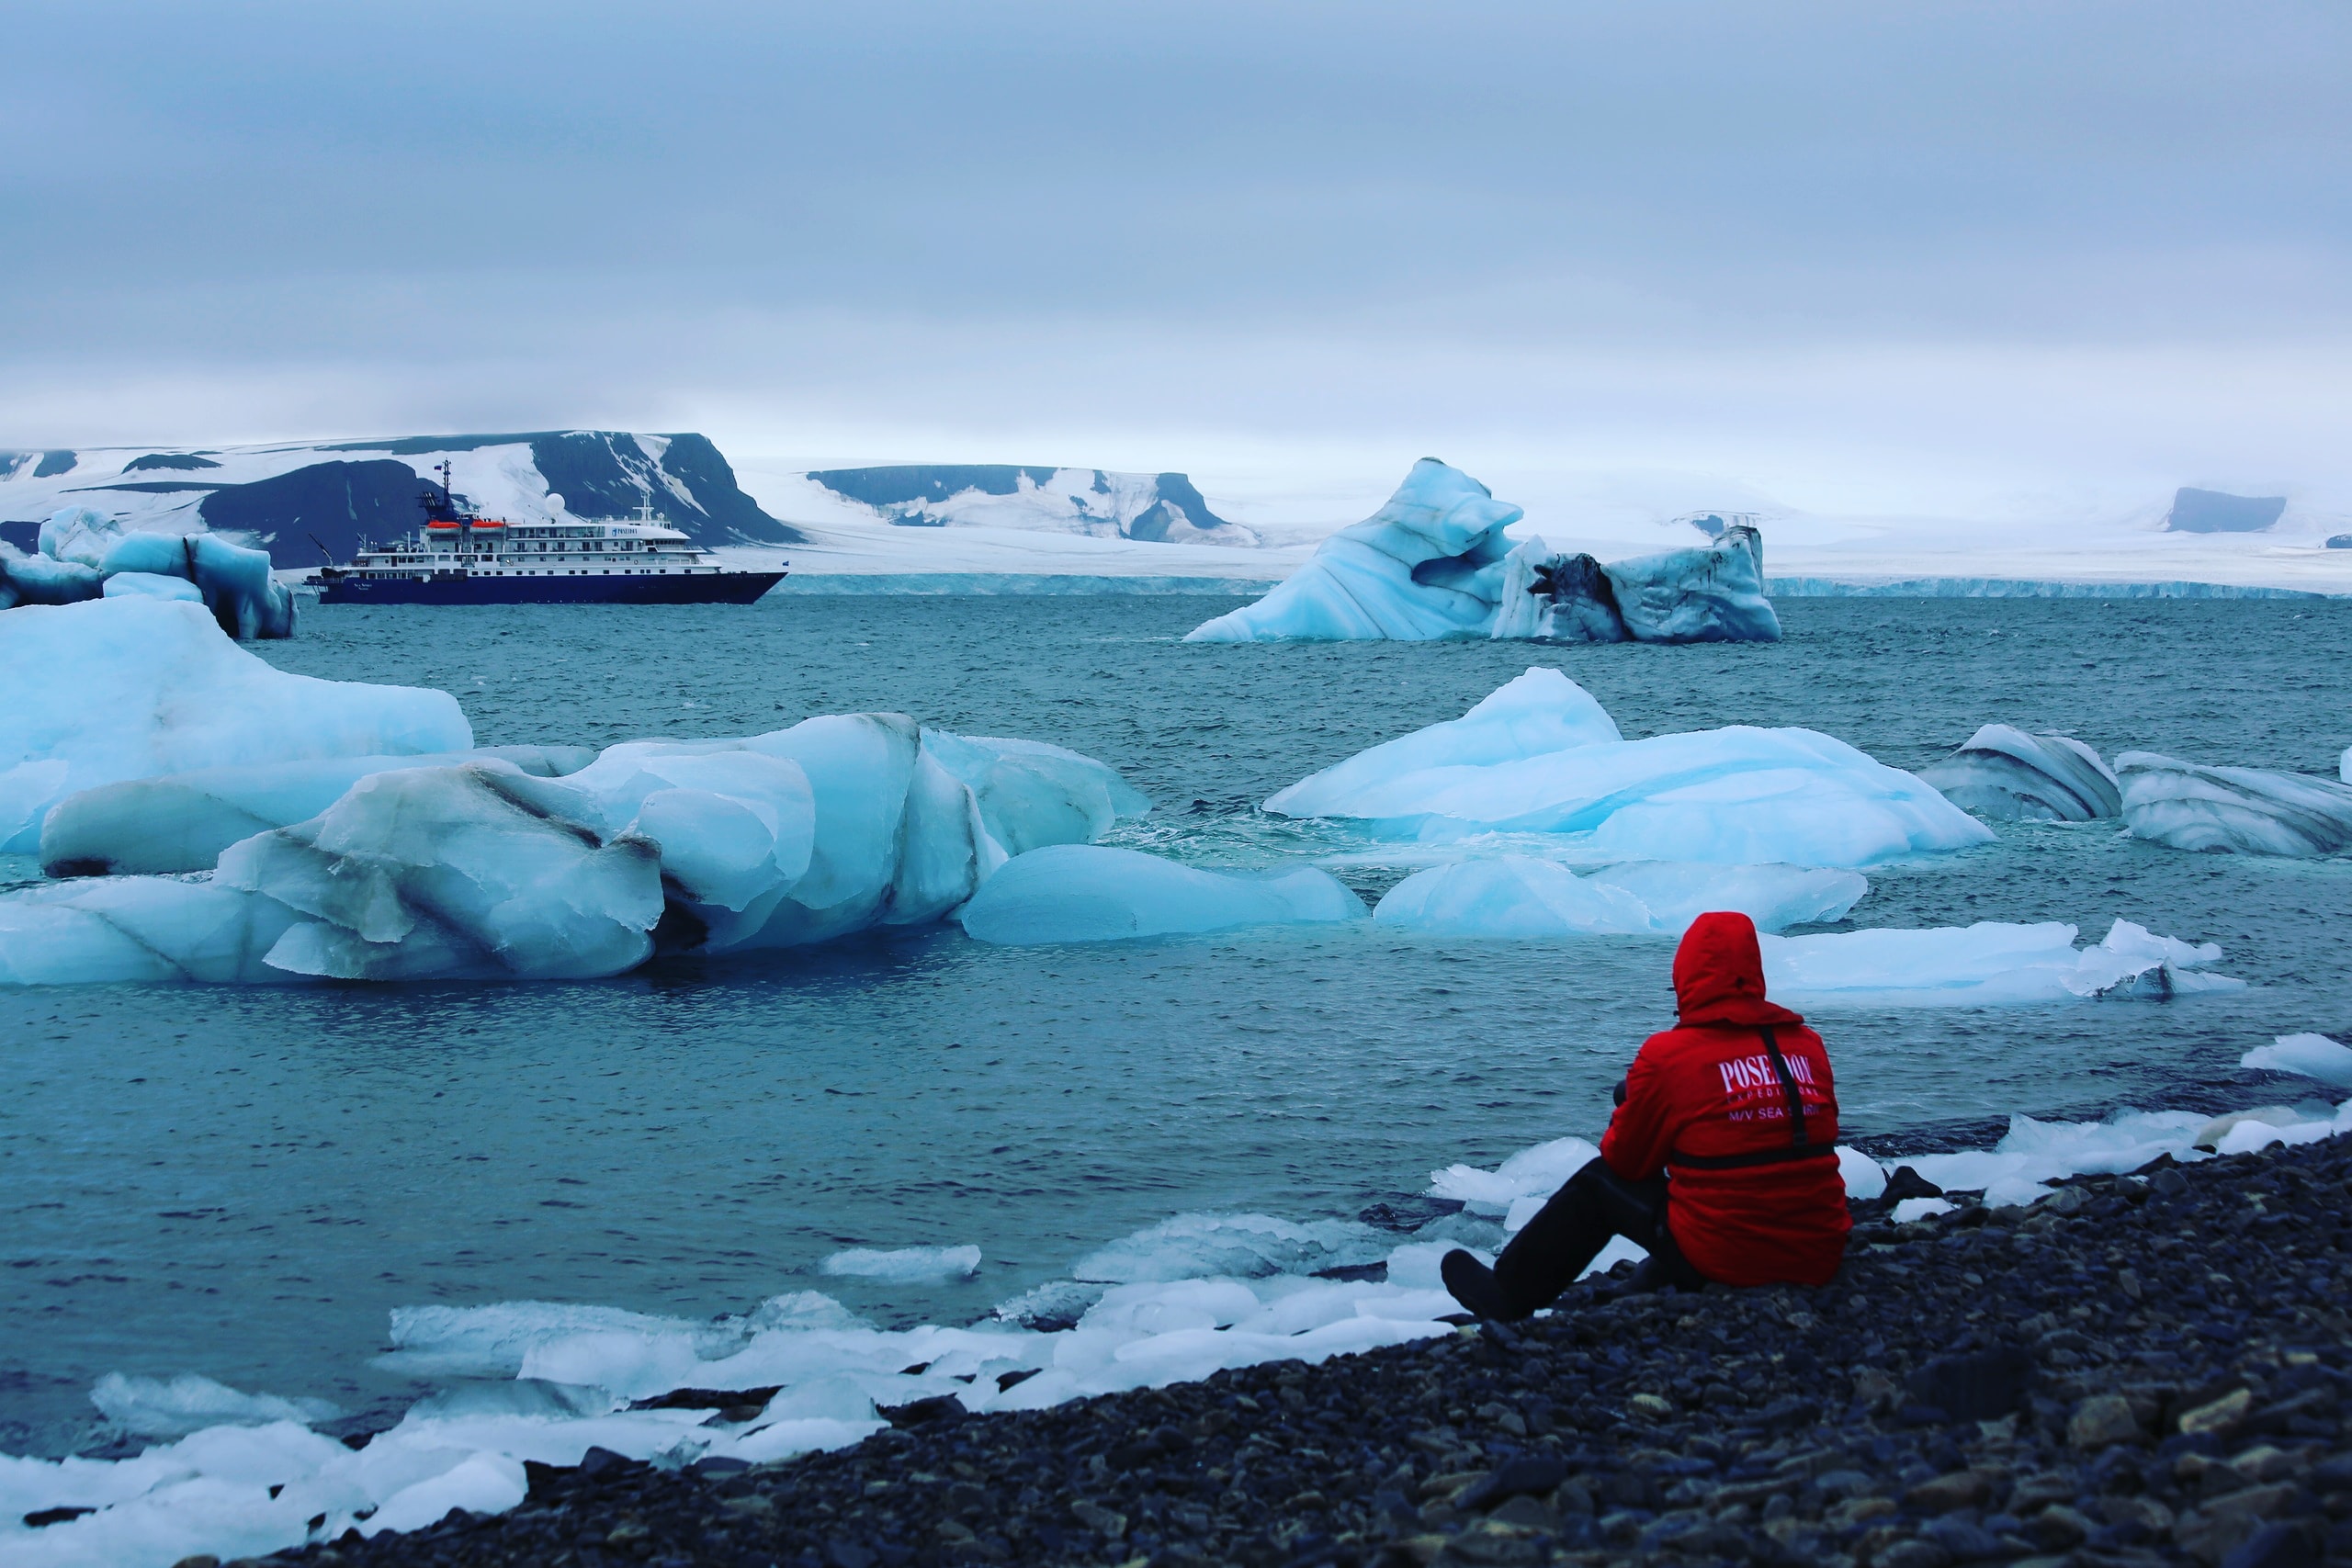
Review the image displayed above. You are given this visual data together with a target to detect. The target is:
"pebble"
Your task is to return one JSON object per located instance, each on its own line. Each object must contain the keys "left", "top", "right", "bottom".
{"left": 249, "top": 1130, "right": 2352, "bottom": 1568}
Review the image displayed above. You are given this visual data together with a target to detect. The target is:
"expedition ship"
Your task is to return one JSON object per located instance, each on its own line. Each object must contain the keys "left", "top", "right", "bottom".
{"left": 314, "top": 464, "right": 786, "bottom": 605}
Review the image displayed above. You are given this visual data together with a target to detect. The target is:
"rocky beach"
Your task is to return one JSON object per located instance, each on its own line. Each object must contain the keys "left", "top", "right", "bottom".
{"left": 201, "top": 1128, "right": 2352, "bottom": 1568}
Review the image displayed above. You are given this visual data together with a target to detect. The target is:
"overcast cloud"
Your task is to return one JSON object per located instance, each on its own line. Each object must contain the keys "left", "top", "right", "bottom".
{"left": 3, "top": 1, "right": 2346, "bottom": 516}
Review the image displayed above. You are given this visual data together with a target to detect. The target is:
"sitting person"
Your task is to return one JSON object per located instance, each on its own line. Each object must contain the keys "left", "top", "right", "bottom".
{"left": 1442, "top": 910, "right": 1850, "bottom": 1320}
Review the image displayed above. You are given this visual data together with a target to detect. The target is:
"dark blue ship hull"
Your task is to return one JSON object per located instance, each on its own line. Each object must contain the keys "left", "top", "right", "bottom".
{"left": 318, "top": 570, "right": 786, "bottom": 605}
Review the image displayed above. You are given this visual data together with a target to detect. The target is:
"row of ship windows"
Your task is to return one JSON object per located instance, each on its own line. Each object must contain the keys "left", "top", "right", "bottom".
{"left": 366, "top": 568, "right": 710, "bottom": 578}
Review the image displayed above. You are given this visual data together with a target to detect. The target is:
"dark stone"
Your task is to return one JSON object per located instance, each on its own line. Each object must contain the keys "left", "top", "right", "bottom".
{"left": 1884, "top": 1166, "right": 1946, "bottom": 1202}
{"left": 2222, "top": 1522, "right": 2322, "bottom": 1568}
{"left": 878, "top": 1394, "right": 968, "bottom": 1428}
{"left": 633, "top": 1385, "right": 784, "bottom": 1411}
{"left": 576, "top": 1445, "right": 639, "bottom": 1477}
{"left": 22, "top": 1505, "right": 96, "bottom": 1527}
{"left": 1456, "top": 1453, "right": 1571, "bottom": 1511}
{"left": 1906, "top": 1348, "right": 2034, "bottom": 1422}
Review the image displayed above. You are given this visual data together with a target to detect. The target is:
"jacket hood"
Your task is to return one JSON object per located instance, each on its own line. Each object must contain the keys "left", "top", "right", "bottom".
{"left": 1673, "top": 910, "right": 1805, "bottom": 1027}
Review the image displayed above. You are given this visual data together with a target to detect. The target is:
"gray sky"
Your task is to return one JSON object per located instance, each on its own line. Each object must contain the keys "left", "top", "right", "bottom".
{"left": 4, "top": 1, "right": 2346, "bottom": 517}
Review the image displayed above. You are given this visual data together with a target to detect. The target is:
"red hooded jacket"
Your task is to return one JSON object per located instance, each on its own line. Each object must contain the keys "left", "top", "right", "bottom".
{"left": 1599, "top": 911, "right": 1850, "bottom": 1288}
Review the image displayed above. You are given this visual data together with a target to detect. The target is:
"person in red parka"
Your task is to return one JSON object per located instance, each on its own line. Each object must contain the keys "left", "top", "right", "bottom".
{"left": 1441, "top": 909, "right": 1851, "bottom": 1320}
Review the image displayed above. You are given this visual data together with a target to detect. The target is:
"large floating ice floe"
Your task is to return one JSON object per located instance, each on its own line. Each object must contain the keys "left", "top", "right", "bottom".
{"left": 1760, "top": 919, "right": 2243, "bottom": 1006}
{"left": 957, "top": 844, "right": 1363, "bottom": 944}
{"left": 2116, "top": 750, "right": 2352, "bottom": 856}
{"left": 39, "top": 747, "right": 598, "bottom": 876}
{"left": 0, "top": 598, "right": 470, "bottom": 854}
{"left": 0, "top": 721, "right": 1148, "bottom": 985}
{"left": 15, "top": 1086, "right": 2346, "bottom": 1568}
{"left": 1372, "top": 855, "right": 1866, "bottom": 937}
{"left": 1266, "top": 668, "right": 1990, "bottom": 866}
{"left": 1182, "top": 459, "right": 1779, "bottom": 644}
{"left": 1, "top": 507, "right": 293, "bottom": 637}
{"left": 1916, "top": 725, "right": 2120, "bottom": 821}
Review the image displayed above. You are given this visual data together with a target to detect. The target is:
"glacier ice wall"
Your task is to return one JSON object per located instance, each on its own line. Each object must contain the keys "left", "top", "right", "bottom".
{"left": 0, "top": 598, "right": 471, "bottom": 854}
{"left": 1266, "top": 668, "right": 1989, "bottom": 867}
{"left": 1184, "top": 459, "right": 1779, "bottom": 644}
{"left": 1917, "top": 724, "right": 2121, "bottom": 821}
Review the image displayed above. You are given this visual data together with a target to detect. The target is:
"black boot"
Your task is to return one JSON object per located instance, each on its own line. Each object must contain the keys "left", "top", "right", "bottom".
{"left": 1440, "top": 1249, "right": 1516, "bottom": 1321}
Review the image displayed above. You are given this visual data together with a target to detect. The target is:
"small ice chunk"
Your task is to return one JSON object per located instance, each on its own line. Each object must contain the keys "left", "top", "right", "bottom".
{"left": 1891, "top": 1198, "right": 1955, "bottom": 1223}
{"left": 2117, "top": 750, "right": 2352, "bottom": 856}
{"left": 820, "top": 1246, "right": 984, "bottom": 1281}
{"left": 1838, "top": 1145, "right": 1889, "bottom": 1201}
{"left": 1917, "top": 725, "right": 2120, "bottom": 821}
{"left": 957, "top": 844, "right": 1363, "bottom": 945}
{"left": 91, "top": 1372, "right": 342, "bottom": 1438}
{"left": 1071, "top": 1213, "right": 1389, "bottom": 1282}
{"left": 2241, "top": 1032, "right": 2352, "bottom": 1088}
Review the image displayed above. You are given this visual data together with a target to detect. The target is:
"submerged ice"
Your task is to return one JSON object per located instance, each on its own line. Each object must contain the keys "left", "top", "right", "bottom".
{"left": 957, "top": 844, "right": 1364, "bottom": 945}
{"left": 1183, "top": 459, "right": 1779, "bottom": 645}
{"left": 1266, "top": 668, "right": 1989, "bottom": 867}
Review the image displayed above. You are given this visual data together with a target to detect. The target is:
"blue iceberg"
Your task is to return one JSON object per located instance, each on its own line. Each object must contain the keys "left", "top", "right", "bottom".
{"left": 1185, "top": 459, "right": 1778, "bottom": 645}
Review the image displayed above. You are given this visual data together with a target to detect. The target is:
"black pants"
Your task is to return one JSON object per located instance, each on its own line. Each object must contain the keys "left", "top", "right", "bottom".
{"left": 1491, "top": 1156, "right": 1705, "bottom": 1317}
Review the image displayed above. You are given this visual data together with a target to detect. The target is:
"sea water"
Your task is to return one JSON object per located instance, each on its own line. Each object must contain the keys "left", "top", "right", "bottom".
{"left": 4, "top": 596, "right": 2348, "bottom": 1455}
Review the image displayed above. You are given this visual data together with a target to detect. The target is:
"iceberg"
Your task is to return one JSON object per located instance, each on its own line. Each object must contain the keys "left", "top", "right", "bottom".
{"left": 1372, "top": 855, "right": 1865, "bottom": 937}
{"left": 0, "top": 598, "right": 471, "bottom": 854}
{"left": 2, "top": 717, "right": 1149, "bottom": 985}
{"left": 2116, "top": 750, "right": 2352, "bottom": 856}
{"left": 1917, "top": 724, "right": 2120, "bottom": 821}
{"left": 1184, "top": 459, "right": 1778, "bottom": 644}
{"left": 1759, "top": 918, "right": 2242, "bottom": 1006}
{"left": 5, "top": 508, "right": 293, "bottom": 637}
{"left": 39, "top": 747, "right": 598, "bottom": 875}
{"left": 1266, "top": 668, "right": 1991, "bottom": 867}
{"left": 956, "top": 844, "right": 1364, "bottom": 945}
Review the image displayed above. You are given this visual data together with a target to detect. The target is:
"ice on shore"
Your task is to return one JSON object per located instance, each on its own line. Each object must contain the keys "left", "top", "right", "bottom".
{"left": 1267, "top": 668, "right": 1990, "bottom": 867}
{"left": 2117, "top": 750, "right": 2352, "bottom": 856}
{"left": 1761, "top": 918, "right": 2243, "bottom": 1006}
{"left": 14, "top": 1082, "right": 2350, "bottom": 1568}
{"left": 89, "top": 1374, "right": 341, "bottom": 1440}
{"left": 2241, "top": 1032, "right": 2352, "bottom": 1088}
{"left": 821, "top": 1247, "right": 984, "bottom": 1281}
{"left": 957, "top": 844, "right": 1363, "bottom": 945}
{"left": 1373, "top": 855, "right": 1866, "bottom": 937}
{"left": 39, "top": 747, "right": 597, "bottom": 875}
{"left": 1917, "top": 725, "right": 2120, "bottom": 821}
{"left": 1183, "top": 460, "right": 1778, "bottom": 645}
{"left": 0, "top": 598, "right": 471, "bottom": 854}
